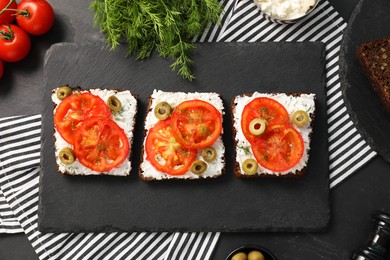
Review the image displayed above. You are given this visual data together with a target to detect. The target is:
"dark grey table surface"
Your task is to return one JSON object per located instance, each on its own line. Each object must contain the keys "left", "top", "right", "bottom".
{"left": 2, "top": 0, "right": 390, "bottom": 259}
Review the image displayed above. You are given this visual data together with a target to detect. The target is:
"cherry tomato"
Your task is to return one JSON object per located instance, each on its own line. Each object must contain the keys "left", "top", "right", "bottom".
{"left": 74, "top": 118, "right": 129, "bottom": 172}
{"left": 0, "top": 59, "right": 3, "bottom": 79}
{"left": 241, "top": 97, "right": 289, "bottom": 143}
{"left": 251, "top": 123, "right": 304, "bottom": 172}
{"left": 145, "top": 119, "right": 197, "bottom": 175}
{"left": 171, "top": 100, "right": 222, "bottom": 149}
{"left": 0, "top": 24, "right": 31, "bottom": 62}
{"left": 0, "top": 0, "right": 17, "bottom": 25}
{"left": 54, "top": 92, "right": 112, "bottom": 144}
{"left": 16, "top": 0, "right": 55, "bottom": 36}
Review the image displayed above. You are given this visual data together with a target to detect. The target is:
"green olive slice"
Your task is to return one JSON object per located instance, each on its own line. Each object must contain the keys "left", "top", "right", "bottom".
{"left": 59, "top": 147, "right": 76, "bottom": 165}
{"left": 249, "top": 118, "right": 267, "bottom": 136}
{"left": 190, "top": 160, "right": 207, "bottom": 175}
{"left": 154, "top": 102, "right": 172, "bottom": 120}
{"left": 56, "top": 86, "right": 72, "bottom": 100}
{"left": 242, "top": 158, "right": 258, "bottom": 175}
{"left": 107, "top": 96, "right": 122, "bottom": 112}
{"left": 292, "top": 110, "right": 309, "bottom": 127}
{"left": 201, "top": 147, "right": 217, "bottom": 162}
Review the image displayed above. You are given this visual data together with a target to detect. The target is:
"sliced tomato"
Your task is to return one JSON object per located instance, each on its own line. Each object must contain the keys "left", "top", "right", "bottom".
{"left": 251, "top": 123, "right": 304, "bottom": 172}
{"left": 171, "top": 100, "right": 222, "bottom": 149}
{"left": 145, "top": 119, "right": 197, "bottom": 175}
{"left": 54, "top": 92, "right": 111, "bottom": 144}
{"left": 73, "top": 119, "right": 129, "bottom": 172}
{"left": 241, "top": 97, "right": 289, "bottom": 143}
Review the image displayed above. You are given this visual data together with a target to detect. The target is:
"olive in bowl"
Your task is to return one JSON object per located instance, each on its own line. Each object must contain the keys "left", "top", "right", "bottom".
{"left": 226, "top": 245, "right": 277, "bottom": 260}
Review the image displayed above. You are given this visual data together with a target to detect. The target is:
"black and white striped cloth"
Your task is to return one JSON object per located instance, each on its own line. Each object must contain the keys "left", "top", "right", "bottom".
{"left": 0, "top": 0, "right": 377, "bottom": 259}
{"left": 0, "top": 190, "right": 24, "bottom": 233}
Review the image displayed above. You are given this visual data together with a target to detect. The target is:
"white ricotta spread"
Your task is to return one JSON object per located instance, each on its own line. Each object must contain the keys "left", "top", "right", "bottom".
{"left": 233, "top": 92, "right": 315, "bottom": 176}
{"left": 52, "top": 88, "right": 137, "bottom": 176}
{"left": 141, "top": 89, "right": 225, "bottom": 180}
{"left": 255, "top": 0, "right": 316, "bottom": 20}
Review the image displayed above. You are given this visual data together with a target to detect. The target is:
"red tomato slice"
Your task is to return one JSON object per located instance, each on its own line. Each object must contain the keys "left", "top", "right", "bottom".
{"left": 171, "top": 100, "right": 222, "bottom": 149}
{"left": 241, "top": 97, "right": 289, "bottom": 143}
{"left": 73, "top": 119, "right": 129, "bottom": 172}
{"left": 145, "top": 119, "right": 197, "bottom": 175}
{"left": 54, "top": 92, "right": 111, "bottom": 144}
{"left": 251, "top": 123, "right": 304, "bottom": 172}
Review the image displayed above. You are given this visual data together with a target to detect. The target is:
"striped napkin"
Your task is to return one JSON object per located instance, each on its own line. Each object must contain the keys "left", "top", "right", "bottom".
{"left": 0, "top": 0, "right": 378, "bottom": 259}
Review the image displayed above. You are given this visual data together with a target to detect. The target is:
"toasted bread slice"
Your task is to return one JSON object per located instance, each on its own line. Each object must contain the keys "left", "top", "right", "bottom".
{"left": 232, "top": 92, "right": 315, "bottom": 178}
{"left": 52, "top": 87, "right": 137, "bottom": 176}
{"left": 139, "top": 89, "right": 225, "bottom": 181}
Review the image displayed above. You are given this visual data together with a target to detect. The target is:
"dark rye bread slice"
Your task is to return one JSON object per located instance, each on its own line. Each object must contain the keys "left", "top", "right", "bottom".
{"left": 53, "top": 87, "right": 138, "bottom": 176}
{"left": 356, "top": 36, "right": 390, "bottom": 114}
{"left": 231, "top": 93, "right": 315, "bottom": 178}
{"left": 138, "top": 91, "right": 225, "bottom": 181}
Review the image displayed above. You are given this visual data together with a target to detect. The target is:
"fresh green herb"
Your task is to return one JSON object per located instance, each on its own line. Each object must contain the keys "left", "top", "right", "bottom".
{"left": 238, "top": 145, "right": 251, "bottom": 155}
{"left": 90, "top": 0, "right": 223, "bottom": 80}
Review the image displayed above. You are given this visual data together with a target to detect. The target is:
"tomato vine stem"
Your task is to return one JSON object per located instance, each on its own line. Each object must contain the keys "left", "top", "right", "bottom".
{"left": 0, "top": 25, "right": 13, "bottom": 41}
{"left": 0, "top": 0, "right": 15, "bottom": 15}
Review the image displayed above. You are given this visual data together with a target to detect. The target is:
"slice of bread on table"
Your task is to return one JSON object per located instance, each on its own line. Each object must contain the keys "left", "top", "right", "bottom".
{"left": 356, "top": 36, "right": 390, "bottom": 114}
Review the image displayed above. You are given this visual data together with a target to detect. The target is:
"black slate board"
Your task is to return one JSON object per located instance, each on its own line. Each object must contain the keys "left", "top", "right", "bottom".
{"left": 340, "top": 0, "right": 390, "bottom": 163}
{"left": 39, "top": 42, "right": 329, "bottom": 233}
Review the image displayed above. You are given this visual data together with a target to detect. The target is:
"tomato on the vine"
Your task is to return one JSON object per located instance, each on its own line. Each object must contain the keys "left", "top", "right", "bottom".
{"left": 0, "top": 59, "right": 3, "bottom": 79}
{"left": 16, "top": 0, "right": 55, "bottom": 36}
{"left": 0, "top": 24, "right": 30, "bottom": 62}
{"left": 0, "top": 0, "right": 17, "bottom": 25}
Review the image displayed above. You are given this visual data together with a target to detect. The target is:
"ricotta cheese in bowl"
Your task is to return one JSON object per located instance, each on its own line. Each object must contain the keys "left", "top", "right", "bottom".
{"left": 254, "top": 0, "right": 319, "bottom": 23}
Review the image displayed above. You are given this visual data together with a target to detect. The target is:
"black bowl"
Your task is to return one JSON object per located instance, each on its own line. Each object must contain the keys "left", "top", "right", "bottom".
{"left": 225, "top": 245, "right": 278, "bottom": 260}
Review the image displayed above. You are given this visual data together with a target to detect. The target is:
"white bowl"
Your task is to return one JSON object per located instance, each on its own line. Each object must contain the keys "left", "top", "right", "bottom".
{"left": 253, "top": 0, "right": 321, "bottom": 24}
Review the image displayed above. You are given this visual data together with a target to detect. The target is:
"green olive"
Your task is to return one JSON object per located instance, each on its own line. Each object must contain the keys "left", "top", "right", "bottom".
{"left": 107, "top": 96, "right": 123, "bottom": 112}
{"left": 201, "top": 147, "right": 217, "bottom": 162}
{"left": 56, "top": 86, "right": 72, "bottom": 100}
{"left": 231, "top": 252, "right": 247, "bottom": 260}
{"left": 59, "top": 147, "right": 76, "bottom": 165}
{"left": 190, "top": 160, "right": 207, "bottom": 175}
{"left": 292, "top": 110, "right": 309, "bottom": 127}
{"left": 154, "top": 102, "right": 172, "bottom": 120}
{"left": 248, "top": 250, "right": 265, "bottom": 260}
{"left": 242, "top": 158, "right": 258, "bottom": 175}
{"left": 249, "top": 118, "right": 267, "bottom": 136}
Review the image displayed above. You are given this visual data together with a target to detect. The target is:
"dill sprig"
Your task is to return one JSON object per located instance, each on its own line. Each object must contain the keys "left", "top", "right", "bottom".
{"left": 90, "top": 0, "right": 223, "bottom": 81}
